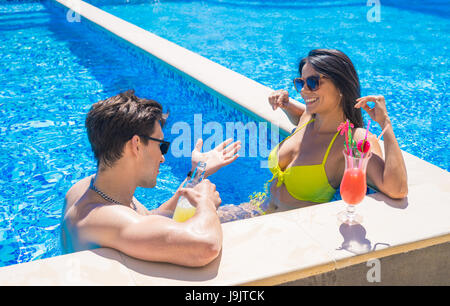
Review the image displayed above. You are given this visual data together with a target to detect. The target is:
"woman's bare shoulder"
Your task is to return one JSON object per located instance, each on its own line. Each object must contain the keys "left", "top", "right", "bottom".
{"left": 296, "top": 112, "right": 313, "bottom": 128}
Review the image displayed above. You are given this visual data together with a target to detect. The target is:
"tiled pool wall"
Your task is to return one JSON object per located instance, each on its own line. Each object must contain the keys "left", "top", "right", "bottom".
{"left": 43, "top": 0, "right": 286, "bottom": 137}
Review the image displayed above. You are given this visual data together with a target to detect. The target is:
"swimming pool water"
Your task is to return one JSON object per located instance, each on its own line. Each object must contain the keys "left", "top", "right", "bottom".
{"left": 89, "top": 0, "right": 450, "bottom": 172}
{"left": 0, "top": 1, "right": 275, "bottom": 267}
{"left": 0, "top": 0, "right": 448, "bottom": 268}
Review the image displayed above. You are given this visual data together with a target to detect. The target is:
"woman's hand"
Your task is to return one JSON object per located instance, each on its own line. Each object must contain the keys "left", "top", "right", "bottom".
{"left": 268, "top": 89, "right": 306, "bottom": 126}
{"left": 268, "top": 90, "right": 290, "bottom": 110}
{"left": 355, "top": 95, "right": 390, "bottom": 127}
{"left": 191, "top": 138, "right": 241, "bottom": 177}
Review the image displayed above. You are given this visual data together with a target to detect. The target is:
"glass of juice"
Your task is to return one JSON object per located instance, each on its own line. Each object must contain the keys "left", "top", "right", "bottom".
{"left": 173, "top": 197, "right": 196, "bottom": 222}
{"left": 337, "top": 150, "right": 372, "bottom": 225}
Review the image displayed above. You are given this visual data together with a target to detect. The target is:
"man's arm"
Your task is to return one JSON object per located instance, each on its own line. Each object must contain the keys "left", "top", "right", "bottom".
{"left": 77, "top": 180, "right": 222, "bottom": 267}
{"left": 149, "top": 177, "right": 189, "bottom": 215}
{"left": 154, "top": 136, "right": 240, "bottom": 216}
{"left": 153, "top": 137, "right": 240, "bottom": 216}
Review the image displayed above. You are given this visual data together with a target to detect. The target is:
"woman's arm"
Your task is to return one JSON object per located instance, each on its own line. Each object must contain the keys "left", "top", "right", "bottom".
{"left": 355, "top": 96, "right": 408, "bottom": 199}
{"left": 268, "top": 90, "right": 305, "bottom": 126}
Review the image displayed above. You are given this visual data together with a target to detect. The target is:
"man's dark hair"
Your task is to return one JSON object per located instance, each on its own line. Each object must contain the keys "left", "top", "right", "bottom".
{"left": 85, "top": 90, "right": 167, "bottom": 169}
{"left": 299, "top": 49, "right": 364, "bottom": 128}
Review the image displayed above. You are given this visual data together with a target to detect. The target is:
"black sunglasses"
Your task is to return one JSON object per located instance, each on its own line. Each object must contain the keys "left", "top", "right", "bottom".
{"left": 293, "top": 75, "right": 325, "bottom": 92}
{"left": 139, "top": 135, "right": 170, "bottom": 155}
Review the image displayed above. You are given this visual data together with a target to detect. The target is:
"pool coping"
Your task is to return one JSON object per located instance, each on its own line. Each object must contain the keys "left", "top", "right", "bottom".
{"left": 1, "top": 0, "right": 449, "bottom": 286}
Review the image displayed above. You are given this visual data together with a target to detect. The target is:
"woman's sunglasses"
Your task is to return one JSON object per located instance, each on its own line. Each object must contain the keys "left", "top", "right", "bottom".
{"left": 139, "top": 135, "right": 171, "bottom": 155}
{"left": 293, "top": 75, "right": 325, "bottom": 92}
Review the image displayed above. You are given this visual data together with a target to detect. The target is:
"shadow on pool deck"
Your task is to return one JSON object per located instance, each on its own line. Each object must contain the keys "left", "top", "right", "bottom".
{"left": 116, "top": 249, "right": 222, "bottom": 283}
{"left": 368, "top": 192, "right": 409, "bottom": 210}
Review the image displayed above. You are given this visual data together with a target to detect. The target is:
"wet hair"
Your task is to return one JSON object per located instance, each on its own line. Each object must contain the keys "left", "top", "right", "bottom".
{"left": 85, "top": 90, "right": 168, "bottom": 169}
{"left": 299, "top": 49, "right": 363, "bottom": 128}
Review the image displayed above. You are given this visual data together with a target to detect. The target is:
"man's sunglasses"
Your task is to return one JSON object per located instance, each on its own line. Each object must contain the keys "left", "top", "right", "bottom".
{"left": 139, "top": 135, "right": 171, "bottom": 155}
{"left": 293, "top": 75, "right": 325, "bottom": 92}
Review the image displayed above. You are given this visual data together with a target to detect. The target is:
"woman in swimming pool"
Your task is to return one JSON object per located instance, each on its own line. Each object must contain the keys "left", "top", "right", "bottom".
{"left": 217, "top": 49, "right": 408, "bottom": 222}
{"left": 263, "top": 48, "right": 408, "bottom": 213}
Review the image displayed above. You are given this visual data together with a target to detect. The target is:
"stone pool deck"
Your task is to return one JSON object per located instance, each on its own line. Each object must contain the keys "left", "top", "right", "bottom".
{"left": 0, "top": 0, "right": 448, "bottom": 285}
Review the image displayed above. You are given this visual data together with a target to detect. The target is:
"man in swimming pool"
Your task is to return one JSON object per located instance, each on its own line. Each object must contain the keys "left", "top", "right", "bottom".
{"left": 61, "top": 90, "right": 241, "bottom": 267}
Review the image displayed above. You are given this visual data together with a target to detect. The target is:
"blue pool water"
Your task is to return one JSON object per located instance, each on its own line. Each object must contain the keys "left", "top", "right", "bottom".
{"left": 0, "top": 1, "right": 274, "bottom": 267}
{"left": 89, "top": 0, "right": 450, "bottom": 171}
{"left": 0, "top": 0, "right": 448, "bottom": 268}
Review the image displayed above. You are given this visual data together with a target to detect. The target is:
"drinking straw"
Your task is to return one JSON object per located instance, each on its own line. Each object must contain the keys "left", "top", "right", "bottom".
{"left": 343, "top": 120, "right": 350, "bottom": 155}
{"left": 348, "top": 120, "right": 353, "bottom": 158}
{"left": 347, "top": 120, "right": 354, "bottom": 168}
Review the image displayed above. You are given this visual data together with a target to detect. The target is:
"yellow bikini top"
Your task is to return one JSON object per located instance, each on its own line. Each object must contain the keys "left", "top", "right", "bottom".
{"left": 268, "top": 118, "right": 339, "bottom": 203}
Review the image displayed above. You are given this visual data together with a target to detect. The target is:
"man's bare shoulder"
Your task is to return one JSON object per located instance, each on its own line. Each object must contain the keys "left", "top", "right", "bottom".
{"left": 62, "top": 181, "right": 145, "bottom": 253}
{"left": 64, "top": 175, "right": 95, "bottom": 212}
{"left": 62, "top": 175, "right": 129, "bottom": 236}
{"left": 65, "top": 185, "right": 138, "bottom": 227}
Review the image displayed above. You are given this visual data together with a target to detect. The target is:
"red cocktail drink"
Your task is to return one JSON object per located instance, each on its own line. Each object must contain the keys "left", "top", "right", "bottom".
{"left": 340, "top": 168, "right": 367, "bottom": 204}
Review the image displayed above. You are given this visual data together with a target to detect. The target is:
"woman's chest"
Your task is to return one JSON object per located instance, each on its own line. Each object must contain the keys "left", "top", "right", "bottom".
{"left": 277, "top": 132, "right": 344, "bottom": 187}
{"left": 278, "top": 132, "right": 331, "bottom": 167}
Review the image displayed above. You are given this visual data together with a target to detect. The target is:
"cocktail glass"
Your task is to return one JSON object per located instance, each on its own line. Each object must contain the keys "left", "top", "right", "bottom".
{"left": 337, "top": 150, "right": 372, "bottom": 225}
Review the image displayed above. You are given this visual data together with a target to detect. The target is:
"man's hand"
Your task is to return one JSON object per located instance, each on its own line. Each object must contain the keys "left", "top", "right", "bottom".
{"left": 191, "top": 138, "right": 241, "bottom": 177}
{"left": 179, "top": 179, "right": 222, "bottom": 209}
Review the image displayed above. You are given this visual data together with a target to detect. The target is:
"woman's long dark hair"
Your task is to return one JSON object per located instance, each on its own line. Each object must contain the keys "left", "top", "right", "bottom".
{"left": 299, "top": 49, "right": 363, "bottom": 128}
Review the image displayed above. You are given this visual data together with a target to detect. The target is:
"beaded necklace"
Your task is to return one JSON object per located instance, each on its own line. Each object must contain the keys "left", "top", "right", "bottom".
{"left": 89, "top": 177, "right": 137, "bottom": 211}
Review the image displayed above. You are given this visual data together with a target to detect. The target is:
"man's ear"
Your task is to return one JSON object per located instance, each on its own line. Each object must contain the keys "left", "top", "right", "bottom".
{"left": 129, "top": 135, "right": 141, "bottom": 156}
